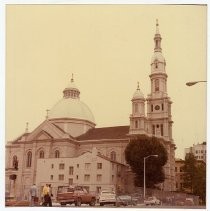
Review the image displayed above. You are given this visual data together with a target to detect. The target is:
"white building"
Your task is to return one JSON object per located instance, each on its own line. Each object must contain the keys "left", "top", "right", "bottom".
{"left": 185, "top": 142, "right": 206, "bottom": 162}
{"left": 5, "top": 20, "right": 176, "bottom": 200}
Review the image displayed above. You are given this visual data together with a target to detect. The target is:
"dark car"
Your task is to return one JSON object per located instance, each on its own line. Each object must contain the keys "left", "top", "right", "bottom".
{"left": 116, "top": 195, "right": 137, "bottom": 206}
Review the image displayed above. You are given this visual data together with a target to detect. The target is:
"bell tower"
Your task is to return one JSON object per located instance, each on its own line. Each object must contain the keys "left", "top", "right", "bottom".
{"left": 147, "top": 20, "right": 173, "bottom": 141}
{"left": 129, "top": 82, "right": 146, "bottom": 135}
{"left": 146, "top": 20, "right": 176, "bottom": 191}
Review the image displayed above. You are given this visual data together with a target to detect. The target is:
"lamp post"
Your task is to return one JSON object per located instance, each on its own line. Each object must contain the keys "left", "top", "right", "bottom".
{"left": 143, "top": 154, "right": 158, "bottom": 199}
{"left": 186, "top": 80, "right": 207, "bottom": 86}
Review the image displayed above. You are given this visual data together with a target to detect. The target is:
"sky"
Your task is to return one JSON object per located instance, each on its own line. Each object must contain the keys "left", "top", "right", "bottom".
{"left": 5, "top": 4, "right": 207, "bottom": 159}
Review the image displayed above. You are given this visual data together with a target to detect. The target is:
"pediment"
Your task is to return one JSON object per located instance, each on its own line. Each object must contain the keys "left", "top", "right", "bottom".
{"left": 36, "top": 131, "right": 53, "bottom": 140}
{"left": 26, "top": 120, "right": 69, "bottom": 142}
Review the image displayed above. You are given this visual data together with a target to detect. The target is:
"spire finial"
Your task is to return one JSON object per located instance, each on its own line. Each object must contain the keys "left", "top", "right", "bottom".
{"left": 46, "top": 109, "right": 50, "bottom": 119}
{"left": 71, "top": 73, "right": 74, "bottom": 82}
{"left": 137, "top": 81, "right": 140, "bottom": 90}
{"left": 156, "top": 19, "right": 159, "bottom": 34}
{"left": 25, "top": 122, "right": 29, "bottom": 133}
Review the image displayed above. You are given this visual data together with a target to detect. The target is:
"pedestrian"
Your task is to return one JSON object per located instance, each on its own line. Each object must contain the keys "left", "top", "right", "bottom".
{"left": 29, "top": 183, "right": 38, "bottom": 206}
{"left": 48, "top": 184, "right": 53, "bottom": 207}
{"left": 42, "top": 184, "right": 50, "bottom": 206}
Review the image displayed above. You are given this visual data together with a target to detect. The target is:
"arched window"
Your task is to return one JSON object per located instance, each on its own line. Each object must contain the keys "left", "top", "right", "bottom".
{"left": 135, "top": 120, "right": 138, "bottom": 129}
{"left": 110, "top": 151, "right": 116, "bottom": 161}
{"left": 39, "top": 150, "right": 44, "bottom": 158}
{"left": 26, "top": 151, "right": 32, "bottom": 167}
{"left": 12, "top": 155, "right": 18, "bottom": 169}
{"left": 134, "top": 103, "right": 138, "bottom": 113}
{"left": 155, "top": 79, "right": 159, "bottom": 91}
{"left": 55, "top": 150, "right": 60, "bottom": 158}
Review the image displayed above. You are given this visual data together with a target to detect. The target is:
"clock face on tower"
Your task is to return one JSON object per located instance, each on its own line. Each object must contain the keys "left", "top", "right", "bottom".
{"left": 155, "top": 105, "right": 160, "bottom": 110}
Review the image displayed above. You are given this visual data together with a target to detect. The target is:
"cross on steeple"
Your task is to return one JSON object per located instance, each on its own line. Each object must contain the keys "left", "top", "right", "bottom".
{"left": 25, "top": 122, "right": 29, "bottom": 133}
{"left": 46, "top": 109, "right": 50, "bottom": 119}
{"left": 71, "top": 73, "right": 74, "bottom": 82}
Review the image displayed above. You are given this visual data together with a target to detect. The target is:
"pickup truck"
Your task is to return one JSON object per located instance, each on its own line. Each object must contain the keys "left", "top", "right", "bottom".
{"left": 56, "top": 185, "right": 96, "bottom": 206}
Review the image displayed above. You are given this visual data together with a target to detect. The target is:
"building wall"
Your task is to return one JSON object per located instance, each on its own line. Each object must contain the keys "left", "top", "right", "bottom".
{"left": 36, "top": 151, "right": 126, "bottom": 197}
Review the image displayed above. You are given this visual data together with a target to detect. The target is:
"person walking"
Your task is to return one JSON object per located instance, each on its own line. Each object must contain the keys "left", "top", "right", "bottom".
{"left": 29, "top": 184, "right": 38, "bottom": 206}
{"left": 42, "top": 184, "right": 50, "bottom": 206}
{"left": 48, "top": 184, "right": 53, "bottom": 207}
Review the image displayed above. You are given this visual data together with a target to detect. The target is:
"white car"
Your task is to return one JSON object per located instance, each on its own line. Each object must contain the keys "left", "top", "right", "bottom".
{"left": 144, "top": 196, "right": 161, "bottom": 205}
{"left": 99, "top": 190, "right": 117, "bottom": 206}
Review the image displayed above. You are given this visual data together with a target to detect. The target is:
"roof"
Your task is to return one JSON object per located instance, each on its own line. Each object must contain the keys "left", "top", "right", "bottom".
{"left": 77, "top": 126, "right": 130, "bottom": 141}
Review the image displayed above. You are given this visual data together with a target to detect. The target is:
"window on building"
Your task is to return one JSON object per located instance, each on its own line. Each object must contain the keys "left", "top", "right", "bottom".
{"left": 12, "top": 155, "right": 18, "bottom": 169}
{"left": 69, "top": 178, "right": 73, "bottom": 185}
{"left": 156, "top": 40, "right": 158, "bottom": 48}
{"left": 59, "top": 163, "right": 65, "bottom": 170}
{"left": 151, "top": 104, "right": 153, "bottom": 112}
{"left": 59, "top": 174, "right": 64, "bottom": 181}
{"left": 76, "top": 175, "right": 79, "bottom": 180}
{"left": 180, "top": 167, "right": 184, "bottom": 172}
{"left": 77, "top": 164, "right": 79, "bottom": 168}
{"left": 84, "top": 174, "right": 90, "bottom": 182}
{"left": 161, "top": 124, "right": 164, "bottom": 136}
{"left": 50, "top": 175, "right": 53, "bottom": 180}
{"left": 97, "top": 163, "right": 102, "bottom": 169}
{"left": 112, "top": 175, "right": 114, "bottom": 181}
{"left": 39, "top": 150, "right": 44, "bottom": 158}
{"left": 175, "top": 167, "right": 177, "bottom": 172}
{"left": 155, "top": 61, "right": 158, "bottom": 69}
{"left": 26, "top": 151, "right": 32, "bottom": 167}
{"left": 162, "top": 103, "right": 164, "bottom": 110}
{"left": 85, "top": 163, "right": 91, "bottom": 170}
{"left": 97, "top": 174, "right": 102, "bottom": 182}
{"left": 51, "top": 164, "right": 54, "bottom": 169}
{"left": 69, "top": 166, "right": 74, "bottom": 175}
{"left": 134, "top": 103, "right": 138, "bottom": 113}
{"left": 110, "top": 151, "right": 116, "bottom": 161}
{"left": 152, "top": 125, "right": 155, "bottom": 135}
{"left": 112, "top": 163, "right": 115, "bottom": 170}
{"left": 135, "top": 120, "right": 138, "bottom": 129}
{"left": 176, "top": 182, "right": 178, "bottom": 188}
{"left": 155, "top": 79, "right": 159, "bottom": 91}
{"left": 55, "top": 150, "right": 60, "bottom": 158}
{"left": 96, "top": 187, "right": 101, "bottom": 193}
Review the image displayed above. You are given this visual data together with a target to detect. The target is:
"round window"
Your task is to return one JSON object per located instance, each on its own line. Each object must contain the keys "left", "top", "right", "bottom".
{"left": 155, "top": 105, "right": 160, "bottom": 110}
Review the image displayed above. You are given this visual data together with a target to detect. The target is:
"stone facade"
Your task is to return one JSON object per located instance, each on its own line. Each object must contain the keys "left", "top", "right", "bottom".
{"left": 5, "top": 21, "right": 176, "bottom": 200}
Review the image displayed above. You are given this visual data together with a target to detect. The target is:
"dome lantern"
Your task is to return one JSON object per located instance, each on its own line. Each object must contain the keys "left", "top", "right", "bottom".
{"left": 63, "top": 74, "right": 80, "bottom": 99}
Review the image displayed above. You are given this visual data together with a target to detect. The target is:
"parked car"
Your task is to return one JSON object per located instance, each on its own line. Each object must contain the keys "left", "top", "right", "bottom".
{"left": 56, "top": 185, "right": 96, "bottom": 206}
{"left": 144, "top": 196, "right": 161, "bottom": 205}
{"left": 99, "top": 190, "right": 116, "bottom": 206}
{"left": 116, "top": 195, "right": 137, "bottom": 206}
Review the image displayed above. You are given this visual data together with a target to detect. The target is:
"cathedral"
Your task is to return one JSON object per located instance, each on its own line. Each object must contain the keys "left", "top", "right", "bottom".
{"left": 5, "top": 20, "right": 176, "bottom": 200}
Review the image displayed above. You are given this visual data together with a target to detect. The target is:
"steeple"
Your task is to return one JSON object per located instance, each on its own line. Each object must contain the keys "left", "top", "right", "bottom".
{"left": 154, "top": 19, "right": 162, "bottom": 52}
{"left": 63, "top": 74, "right": 80, "bottom": 99}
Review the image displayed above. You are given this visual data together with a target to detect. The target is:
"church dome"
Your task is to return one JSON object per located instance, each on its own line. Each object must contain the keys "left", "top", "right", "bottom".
{"left": 48, "top": 75, "right": 95, "bottom": 124}
{"left": 132, "top": 82, "right": 144, "bottom": 100}
{"left": 48, "top": 98, "right": 95, "bottom": 123}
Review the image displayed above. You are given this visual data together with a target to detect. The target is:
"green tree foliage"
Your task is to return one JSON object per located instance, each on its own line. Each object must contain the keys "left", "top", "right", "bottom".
{"left": 125, "top": 135, "right": 168, "bottom": 188}
{"left": 183, "top": 153, "right": 206, "bottom": 204}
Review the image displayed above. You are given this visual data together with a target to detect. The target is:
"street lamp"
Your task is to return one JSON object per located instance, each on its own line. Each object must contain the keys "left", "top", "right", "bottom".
{"left": 186, "top": 80, "right": 207, "bottom": 86}
{"left": 143, "top": 154, "right": 158, "bottom": 199}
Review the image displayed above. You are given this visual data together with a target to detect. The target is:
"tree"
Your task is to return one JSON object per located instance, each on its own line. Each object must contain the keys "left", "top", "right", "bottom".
{"left": 183, "top": 153, "right": 206, "bottom": 204}
{"left": 125, "top": 135, "right": 168, "bottom": 188}
{"left": 183, "top": 153, "right": 197, "bottom": 192}
{"left": 193, "top": 163, "right": 206, "bottom": 204}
